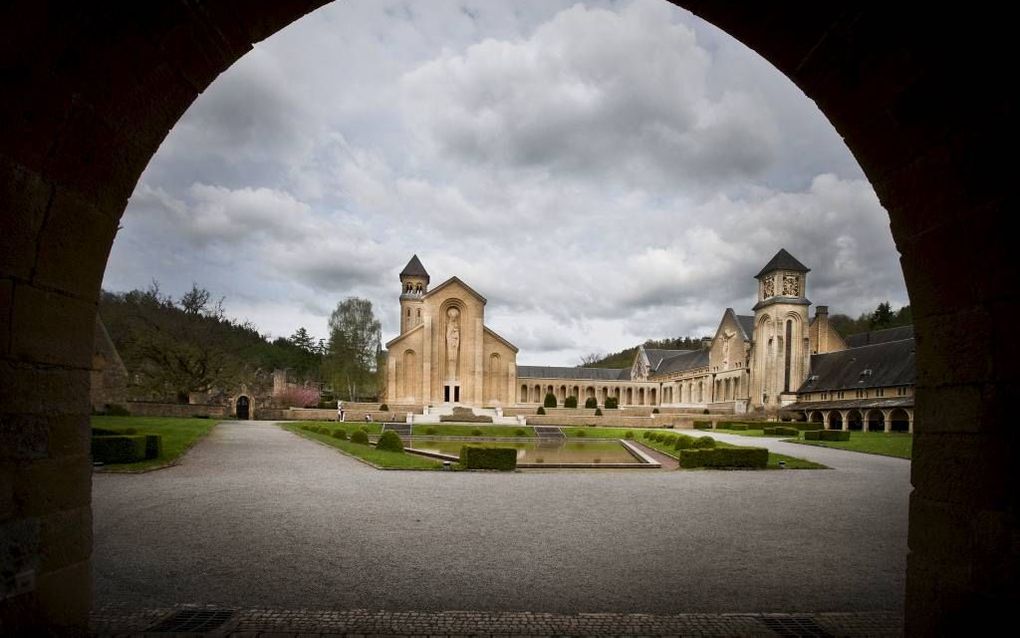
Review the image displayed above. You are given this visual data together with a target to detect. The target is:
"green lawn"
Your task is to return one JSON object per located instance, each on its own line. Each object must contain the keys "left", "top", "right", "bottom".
{"left": 293, "top": 420, "right": 385, "bottom": 434}
{"left": 284, "top": 423, "right": 441, "bottom": 469}
{"left": 411, "top": 424, "right": 534, "bottom": 437}
{"left": 90, "top": 415, "right": 220, "bottom": 471}
{"left": 793, "top": 431, "right": 912, "bottom": 459}
{"left": 638, "top": 434, "right": 827, "bottom": 470}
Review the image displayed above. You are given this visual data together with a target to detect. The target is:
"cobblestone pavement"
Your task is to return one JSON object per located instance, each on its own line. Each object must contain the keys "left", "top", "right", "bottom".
{"left": 91, "top": 605, "right": 902, "bottom": 636}
{"left": 93, "top": 422, "right": 909, "bottom": 615}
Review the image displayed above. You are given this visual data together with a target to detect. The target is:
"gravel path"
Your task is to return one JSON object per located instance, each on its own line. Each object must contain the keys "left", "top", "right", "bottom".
{"left": 92, "top": 422, "right": 909, "bottom": 614}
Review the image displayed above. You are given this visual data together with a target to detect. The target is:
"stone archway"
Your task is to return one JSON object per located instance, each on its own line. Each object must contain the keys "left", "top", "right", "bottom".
{"left": 0, "top": 4, "right": 1012, "bottom": 634}
{"left": 235, "top": 395, "right": 250, "bottom": 420}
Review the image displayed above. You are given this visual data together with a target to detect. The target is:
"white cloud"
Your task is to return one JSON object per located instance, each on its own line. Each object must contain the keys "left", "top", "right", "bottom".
{"left": 104, "top": 0, "right": 907, "bottom": 366}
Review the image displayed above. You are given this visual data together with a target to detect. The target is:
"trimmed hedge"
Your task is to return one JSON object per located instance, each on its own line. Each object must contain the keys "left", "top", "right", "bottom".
{"left": 92, "top": 435, "right": 148, "bottom": 464}
{"left": 624, "top": 431, "right": 634, "bottom": 439}
{"left": 331, "top": 429, "right": 348, "bottom": 440}
{"left": 584, "top": 397, "right": 597, "bottom": 408}
{"left": 350, "top": 429, "right": 370, "bottom": 444}
{"left": 91, "top": 427, "right": 120, "bottom": 436}
{"left": 693, "top": 421, "right": 712, "bottom": 430}
{"left": 678, "top": 447, "right": 768, "bottom": 469}
{"left": 763, "top": 426, "right": 800, "bottom": 436}
{"left": 440, "top": 414, "right": 493, "bottom": 423}
{"left": 604, "top": 397, "right": 619, "bottom": 409}
{"left": 460, "top": 445, "right": 517, "bottom": 470}
{"left": 144, "top": 434, "right": 162, "bottom": 459}
{"left": 536, "top": 406, "right": 546, "bottom": 415}
{"left": 544, "top": 393, "right": 557, "bottom": 408}
{"left": 652, "top": 408, "right": 660, "bottom": 414}
{"left": 376, "top": 430, "right": 404, "bottom": 452}
{"left": 594, "top": 407, "right": 603, "bottom": 416}
{"left": 722, "top": 423, "right": 748, "bottom": 431}
{"left": 564, "top": 396, "right": 578, "bottom": 408}
{"left": 379, "top": 403, "right": 389, "bottom": 411}
{"left": 804, "top": 430, "right": 851, "bottom": 441}
{"left": 794, "top": 422, "right": 824, "bottom": 431}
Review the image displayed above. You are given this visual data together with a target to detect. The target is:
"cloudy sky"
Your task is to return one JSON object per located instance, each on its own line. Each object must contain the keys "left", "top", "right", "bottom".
{"left": 103, "top": 0, "right": 907, "bottom": 365}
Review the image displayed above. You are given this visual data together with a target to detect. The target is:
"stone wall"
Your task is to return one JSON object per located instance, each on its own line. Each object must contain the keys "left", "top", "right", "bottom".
{"left": 124, "top": 402, "right": 227, "bottom": 418}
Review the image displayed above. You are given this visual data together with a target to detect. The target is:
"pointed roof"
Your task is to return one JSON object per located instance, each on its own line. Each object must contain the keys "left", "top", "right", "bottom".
{"left": 755, "top": 249, "right": 810, "bottom": 279}
{"left": 400, "top": 255, "right": 430, "bottom": 283}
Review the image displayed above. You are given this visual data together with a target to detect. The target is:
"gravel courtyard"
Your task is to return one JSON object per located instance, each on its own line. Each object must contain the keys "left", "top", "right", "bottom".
{"left": 92, "top": 421, "right": 909, "bottom": 614}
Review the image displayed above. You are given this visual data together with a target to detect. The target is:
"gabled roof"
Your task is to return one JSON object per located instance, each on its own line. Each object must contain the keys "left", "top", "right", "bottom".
{"left": 384, "top": 321, "right": 423, "bottom": 348}
{"left": 654, "top": 349, "right": 710, "bottom": 376}
{"left": 755, "top": 248, "right": 810, "bottom": 278}
{"left": 736, "top": 314, "right": 755, "bottom": 340}
{"left": 798, "top": 338, "right": 916, "bottom": 393}
{"left": 845, "top": 325, "right": 914, "bottom": 348}
{"left": 400, "top": 254, "right": 430, "bottom": 282}
{"left": 517, "top": 366, "right": 630, "bottom": 381}
{"left": 426, "top": 276, "right": 487, "bottom": 304}
{"left": 643, "top": 348, "right": 692, "bottom": 371}
{"left": 484, "top": 326, "right": 519, "bottom": 353}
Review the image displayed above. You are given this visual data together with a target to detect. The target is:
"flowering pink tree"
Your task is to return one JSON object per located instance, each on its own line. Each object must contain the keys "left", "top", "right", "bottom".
{"left": 274, "top": 385, "right": 321, "bottom": 408}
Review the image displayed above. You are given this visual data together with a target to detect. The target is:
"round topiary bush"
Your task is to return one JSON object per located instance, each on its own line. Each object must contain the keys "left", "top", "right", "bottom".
{"left": 537, "top": 406, "right": 546, "bottom": 415}
{"left": 471, "top": 428, "right": 483, "bottom": 436}
{"left": 564, "top": 396, "right": 578, "bottom": 408}
{"left": 331, "top": 429, "right": 348, "bottom": 440}
{"left": 544, "top": 393, "right": 557, "bottom": 408}
{"left": 594, "top": 408, "right": 603, "bottom": 416}
{"left": 703, "top": 408, "right": 710, "bottom": 414}
{"left": 350, "top": 429, "right": 370, "bottom": 445}
{"left": 652, "top": 407, "right": 660, "bottom": 414}
{"left": 425, "top": 426, "right": 437, "bottom": 435}
{"left": 642, "top": 430, "right": 652, "bottom": 439}
{"left": 584, "top": 397, "right": 597, "bottom": 408}
{"left": 605, "top": 397, "right": 619, "bottom": 409}
{"left": 376, "top": 430, "right": 404, "bottom": 452}
{"left": 379, "top": 403, "right": 389, "bottom": 411}
{"left": 673, "top": 434, "right": 694, "bottom": 450}
{"left": 515, "top": 428, "right": 527, "bottom": 436}
{"left": 624, "top": 431, "right": 635, "bottom": 439}
{"left": 693, "top": 436, "right": 717, "bottom": 449}
{"left": 663, "top": 435, "right": 678, "bottom": 446}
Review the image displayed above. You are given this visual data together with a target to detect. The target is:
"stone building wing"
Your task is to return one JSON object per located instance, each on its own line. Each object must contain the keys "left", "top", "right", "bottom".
{"left": 799, "top": 337, "right": 915, "bottom": 393}
{"left": 643, "top": 348, "right": 692, "bottom": 371}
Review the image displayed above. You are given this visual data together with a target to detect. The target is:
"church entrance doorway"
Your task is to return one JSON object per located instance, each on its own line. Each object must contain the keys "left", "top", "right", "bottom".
{"left": 444, "top": 385, "right": 460, "bottom": 403}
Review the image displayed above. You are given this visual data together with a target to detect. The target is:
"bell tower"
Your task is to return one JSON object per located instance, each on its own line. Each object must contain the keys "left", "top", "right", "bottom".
{"left": 399, "top": 255, "right": 429, "bottom": 334}
{"left": 749, "top": 249, "right": 811, "bottom": 410}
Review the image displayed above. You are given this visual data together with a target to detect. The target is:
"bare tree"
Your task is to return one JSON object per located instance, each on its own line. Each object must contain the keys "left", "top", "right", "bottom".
{"left": 578, "top": 352, "right": 604, "bottom": 367}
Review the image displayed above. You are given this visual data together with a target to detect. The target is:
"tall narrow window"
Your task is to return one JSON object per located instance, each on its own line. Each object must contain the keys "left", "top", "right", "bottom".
{"left": 783, "top": 319, "right": 793, "bottom": 392}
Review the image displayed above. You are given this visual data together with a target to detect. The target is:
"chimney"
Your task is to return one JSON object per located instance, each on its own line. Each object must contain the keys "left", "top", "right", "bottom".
{"left": 815, "top": 306, "right": 829, "bottom": 354}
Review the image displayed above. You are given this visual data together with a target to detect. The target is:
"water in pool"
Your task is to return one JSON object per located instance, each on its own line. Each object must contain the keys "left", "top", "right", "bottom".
{"left": 408, "top": 439, "right": 640, "bottom": 464}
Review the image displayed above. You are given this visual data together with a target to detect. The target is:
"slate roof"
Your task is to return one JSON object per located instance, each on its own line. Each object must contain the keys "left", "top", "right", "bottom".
{"left": 400, "top": 254, "right": 430, "bottom": 282}
{"left": 798, "top": 338, "right": 916, "bottom": 393}
{"left": 654, "top": 349, "right": 710, "bottom": 376}
{"left": 517, "top": 366, "right": 631, "bottom": 381}
{"left": 845, "top": 325, "right": 914, "bottom": 348}
{"left": 736, "top": 315, "right": 755, "bottom": 340}
{"left": 788, "top": 397, "right": 913, "bottom": 411}
{"left": 643, "top": 348, "right": 692, "bottom": 371}
{"left": 755, "top": 248, "right": 810, "bottom": 278}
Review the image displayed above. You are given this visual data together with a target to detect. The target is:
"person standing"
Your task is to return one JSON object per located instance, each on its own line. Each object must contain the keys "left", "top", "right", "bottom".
{"left": 337, "top": 399, "right": 345, "bottom": 422}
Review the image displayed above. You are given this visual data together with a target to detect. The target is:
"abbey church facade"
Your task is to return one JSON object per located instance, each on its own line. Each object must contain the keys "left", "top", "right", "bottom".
{"left": 385, "top": 251, "right": 914, "bottom": 429}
